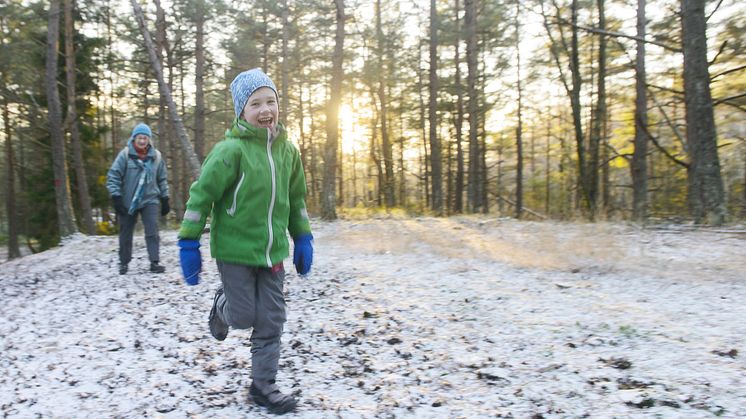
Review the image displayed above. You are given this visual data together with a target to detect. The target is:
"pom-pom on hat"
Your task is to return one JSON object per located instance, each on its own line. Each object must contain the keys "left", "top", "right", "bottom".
{"left": 230, "top": 68, "right": 278, "bottom": 119}
{"left": 131, "top": 123, "right": 152, "bottom": 139}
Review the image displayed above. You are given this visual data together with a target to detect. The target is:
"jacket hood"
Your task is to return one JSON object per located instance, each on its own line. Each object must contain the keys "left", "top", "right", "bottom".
{"left": 228, "top": 118, "right": 287, "bottom": 142}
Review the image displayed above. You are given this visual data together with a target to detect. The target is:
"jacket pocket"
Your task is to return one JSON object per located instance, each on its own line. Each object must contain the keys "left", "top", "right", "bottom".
{"left": 226, "top": 172, "right": 246, "bottom": 216}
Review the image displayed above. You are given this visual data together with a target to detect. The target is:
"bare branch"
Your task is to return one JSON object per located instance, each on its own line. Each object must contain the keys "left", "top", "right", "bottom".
{"left": 713, "top": 92, "right": 746, "bottom": 106}
{"left": 706, "top": 0, "right": 725, "bottom": 22}
{"left": 647, "top": 83, "right": 684, "bottom": 96}
{"left": 555, "top": 17, "right": 681, "bottom": 53}
{"left": 711, "top": 64, "right": 746, "bottom": 81}
{"left": 648, "top": 87, "right": 688, "bottom": 153}
{"left": 636, "top": 99, "right": 690, "bottom": 169}
{"left": 538, "top": 0, "right": 572, "bottom": 98}
{"left": 708, "top": 41, "right": 728, "bottom": 67}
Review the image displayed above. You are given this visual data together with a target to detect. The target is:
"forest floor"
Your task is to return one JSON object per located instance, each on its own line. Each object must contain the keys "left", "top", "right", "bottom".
{"left": 1, "top": 216, "right": 745, "bottom": 418}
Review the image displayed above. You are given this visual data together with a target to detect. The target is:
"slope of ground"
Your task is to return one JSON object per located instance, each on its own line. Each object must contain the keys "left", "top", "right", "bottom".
{"left": 1, "top": 217, "right": 744, "bottom": 417}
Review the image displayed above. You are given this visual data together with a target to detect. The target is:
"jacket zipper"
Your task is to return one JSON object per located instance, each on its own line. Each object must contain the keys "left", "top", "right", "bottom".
{"left": 265, "top": 130, "right": 277, "bottom": 267}
{"left": 226, "top": 172, "right": 245, "bottom": 216}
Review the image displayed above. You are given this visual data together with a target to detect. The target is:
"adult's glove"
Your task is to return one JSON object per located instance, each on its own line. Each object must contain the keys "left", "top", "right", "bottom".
{"left": 293, "top": 234, "right": 313, "bottom": 276}
{"left": 178, "top": 239, "right": 202, "bottom": 286}
{"left": 160, "top": 197, "right": 170, "bottom": 216}
{"left": 112, "top": 195, "right": 127, "bottom": 216}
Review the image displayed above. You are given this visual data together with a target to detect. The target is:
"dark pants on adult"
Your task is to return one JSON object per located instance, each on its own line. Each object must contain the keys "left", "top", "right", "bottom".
{"left": 215, "top": 261, "right": 287, "bottom": 384}
{"left": 118, "top": 203, "right": 160, "bottom": 265}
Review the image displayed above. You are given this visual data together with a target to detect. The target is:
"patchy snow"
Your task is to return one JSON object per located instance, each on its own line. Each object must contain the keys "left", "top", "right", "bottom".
{"left": 1, "top": 216, "right": 745, "bottom": 418}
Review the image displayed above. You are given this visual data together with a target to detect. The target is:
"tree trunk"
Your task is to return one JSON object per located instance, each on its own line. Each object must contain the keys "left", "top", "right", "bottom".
{"left": 681, "top": 0, "right": 726, "bottom": 225}
{"left": 130, "top": 0, "right": 200, "bottom": 179}
{"left": 63, "top": 0, "right": 94, "bottom": 235}
{"left": 106, "top": 0, "right": 117, "bottom": 159}
{"left": 465, "top": 0, "right": 479, "bottom": 213}
{"left": 515, "top": 0, "right": 524, "bottom": 219}
{"left": 154, "top": 0, "right": 183, "bottom": 219}
{"left": 588, "top": 0, "right": 607, "bottom": 220}
{"left": 454, "top": 0, "right": 465, "bottom": 214}
{"left": 281, "top": 0, "right": 290, "bottom": 122}
{"left": 398, "top": 112, "right": 406, "bottom": 206}
{"left": 194, "top": 0, "right": 205, "bottom": 161}
{"left": 1, "top": 21, "right": 20, "bottom": 258}
{"left": 46, "top": 0, "right": 77, "bottom": 238}
{"left": 631, "top": 0, "right": 649, "bottom": 221}
{"left": 375, "top": 0, "right": 395, "bottom": 208}
{"left": 569, "top": 0, "right": 589, "bottom": 214}
{"left": 478, "top": 57, "right": 488, "bottom": 214}
{"left": 321, "top": 0, "right": 345, "bottom": 220}
{"left": 428, "top": 0, "right": 443, "bottom": 215}
{"left": 545, "top": 111, "right": 552, "bottom": 215}
{"left": 742, "top": 140, "right": 746, "bottom": 218}
{"left": 337, "top": 121, "right": 344, "bottom": 206}
{"left": 416, "top": 51, "right": 429, "bottom": 209}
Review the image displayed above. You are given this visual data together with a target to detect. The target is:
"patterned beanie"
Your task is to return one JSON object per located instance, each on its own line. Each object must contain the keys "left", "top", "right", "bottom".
{"left": 131, "top": 123, "right": 152, "bottom": 138}
{"left": 230, "top": 68, "right": 278, "bottom": 119}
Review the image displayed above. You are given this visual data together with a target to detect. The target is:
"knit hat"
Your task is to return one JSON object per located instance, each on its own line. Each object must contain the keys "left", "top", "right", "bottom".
{"left": 131, "top": 123, "right": 152, "bottom": 139}
{"left": 230, "top": 68, "right": 278, "bottom": 119}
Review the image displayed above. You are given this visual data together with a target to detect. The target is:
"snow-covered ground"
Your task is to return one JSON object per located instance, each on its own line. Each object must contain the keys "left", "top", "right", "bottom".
{"left": 1, "top": 216, "right": 745, "bottom": 418}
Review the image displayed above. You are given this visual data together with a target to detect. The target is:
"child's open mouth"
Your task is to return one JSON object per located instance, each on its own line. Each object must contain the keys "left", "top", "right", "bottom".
{"left": 258, "top": 117, "right": 274, "bottom": 127}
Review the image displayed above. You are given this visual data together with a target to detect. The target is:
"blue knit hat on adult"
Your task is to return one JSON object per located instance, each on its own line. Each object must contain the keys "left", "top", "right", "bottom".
{"left": 230, "top": 68, "right": 278, "bottom": 119}
{"left": 131, "top": 123, "right": 152, "bottom": 138}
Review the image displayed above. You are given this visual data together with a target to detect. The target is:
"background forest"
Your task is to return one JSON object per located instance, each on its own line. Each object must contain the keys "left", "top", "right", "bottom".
{"left": 0, "top": 0, "right": 744, "bottom": 256}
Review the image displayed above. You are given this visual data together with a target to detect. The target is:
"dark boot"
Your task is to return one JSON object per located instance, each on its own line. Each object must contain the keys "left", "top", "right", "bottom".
{"left": 249, "top": 381, "right": 297, "bottom": 415}
{"left": 150, "top": 261, "right": 165, "bottom": 273}
{"left": 209, "top": 288, "right": 229, "bottom": 341}
{"left": 119, "top": 263, "right": 128, "bottom": 275}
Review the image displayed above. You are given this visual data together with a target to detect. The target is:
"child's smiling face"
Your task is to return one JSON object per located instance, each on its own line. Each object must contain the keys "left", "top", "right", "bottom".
{"left": 242, "top": 87, "right": 278, "bottom": 132}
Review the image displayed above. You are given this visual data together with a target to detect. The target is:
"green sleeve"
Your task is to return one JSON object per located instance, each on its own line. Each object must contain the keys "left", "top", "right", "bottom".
{"left": 287, "top": 145, "right": 312, "bottom": 238}
{"left": 178, "top": 141, "right": 240, "bottom": 239}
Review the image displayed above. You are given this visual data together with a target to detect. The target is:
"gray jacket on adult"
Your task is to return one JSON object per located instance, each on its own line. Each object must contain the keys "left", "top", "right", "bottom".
{"left": 106, "top": 138, "right": 169, "bottom": 209}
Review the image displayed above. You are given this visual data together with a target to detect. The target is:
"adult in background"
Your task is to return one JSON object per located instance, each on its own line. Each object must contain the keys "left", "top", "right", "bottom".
{"left": 107, "top": 123, "right": 170, "bottom": 275}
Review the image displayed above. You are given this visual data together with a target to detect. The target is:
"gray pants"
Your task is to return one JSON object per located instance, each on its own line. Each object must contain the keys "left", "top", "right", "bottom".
{"left": 215, "top": 261, "right": 287, "bottom": 383}
{"left": 118, "top": 204, "right": 160, "bottom": 265}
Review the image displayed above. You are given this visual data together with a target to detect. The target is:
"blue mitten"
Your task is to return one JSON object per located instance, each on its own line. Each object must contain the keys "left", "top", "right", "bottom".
{"left": 293, "top": 234, "right": 313, "bottom": 275}
{"left": 178, "top": 239, "right": 202, "bottom": 286}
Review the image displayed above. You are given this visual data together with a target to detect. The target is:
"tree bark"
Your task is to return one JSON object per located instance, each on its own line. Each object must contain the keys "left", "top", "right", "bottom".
{"left": 194, "top": 0, "right": 205, "bottom": 162}
{"left": 742, "top": 139, "right": 746, "bottom": 218}
{"left": 588, "top": 0, "right": 607, "bottom": 220}
{"left": 281, "top": 0, "right": 290, "bottom": 122}
{"left": 681, "top": 0, "right": 726, "bottom": 225}
{"left": 515, "top": 0, "right": 524, "bottom": 219}
{"left": 130, "top": 0, "right": 200, "bottom": 179}
{"left": 154, "top": 0, "right": 183, "bottom": 219}
{"left": 321, "top": 0, "right": 345, "bottom": 220}
{"left": 428, "top": 0, "right": 442, "bottom": 215}
{"left": 465, "top": 0, "right": 479, "bottom": 213}
{"left": 1, "top": 15, "right": 20, "bottom": 258}
{"left": 416, "top": 48, "right": 429, "bottom": 209}
{"left": 375, "top": 0, "right": 395, "bottom": 208}
{"left": 454, "top": 0, "right": 465, "bottom": 214}
{"left": 64, "top": 0, "right": 94, "bottom": 235}
{"left": 569, "top": 0, "right": 590, "bottom": 213}
{"left": 631, "top": 0, "right": 648, "bottom": 221}
{"left": 46, "top": 0, "right": 78, "bottom": 238}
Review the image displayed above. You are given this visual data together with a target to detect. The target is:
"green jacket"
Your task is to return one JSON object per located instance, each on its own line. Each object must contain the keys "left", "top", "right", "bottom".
{"left": 179, "top": 120, "right": 311, "bottom": 267}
